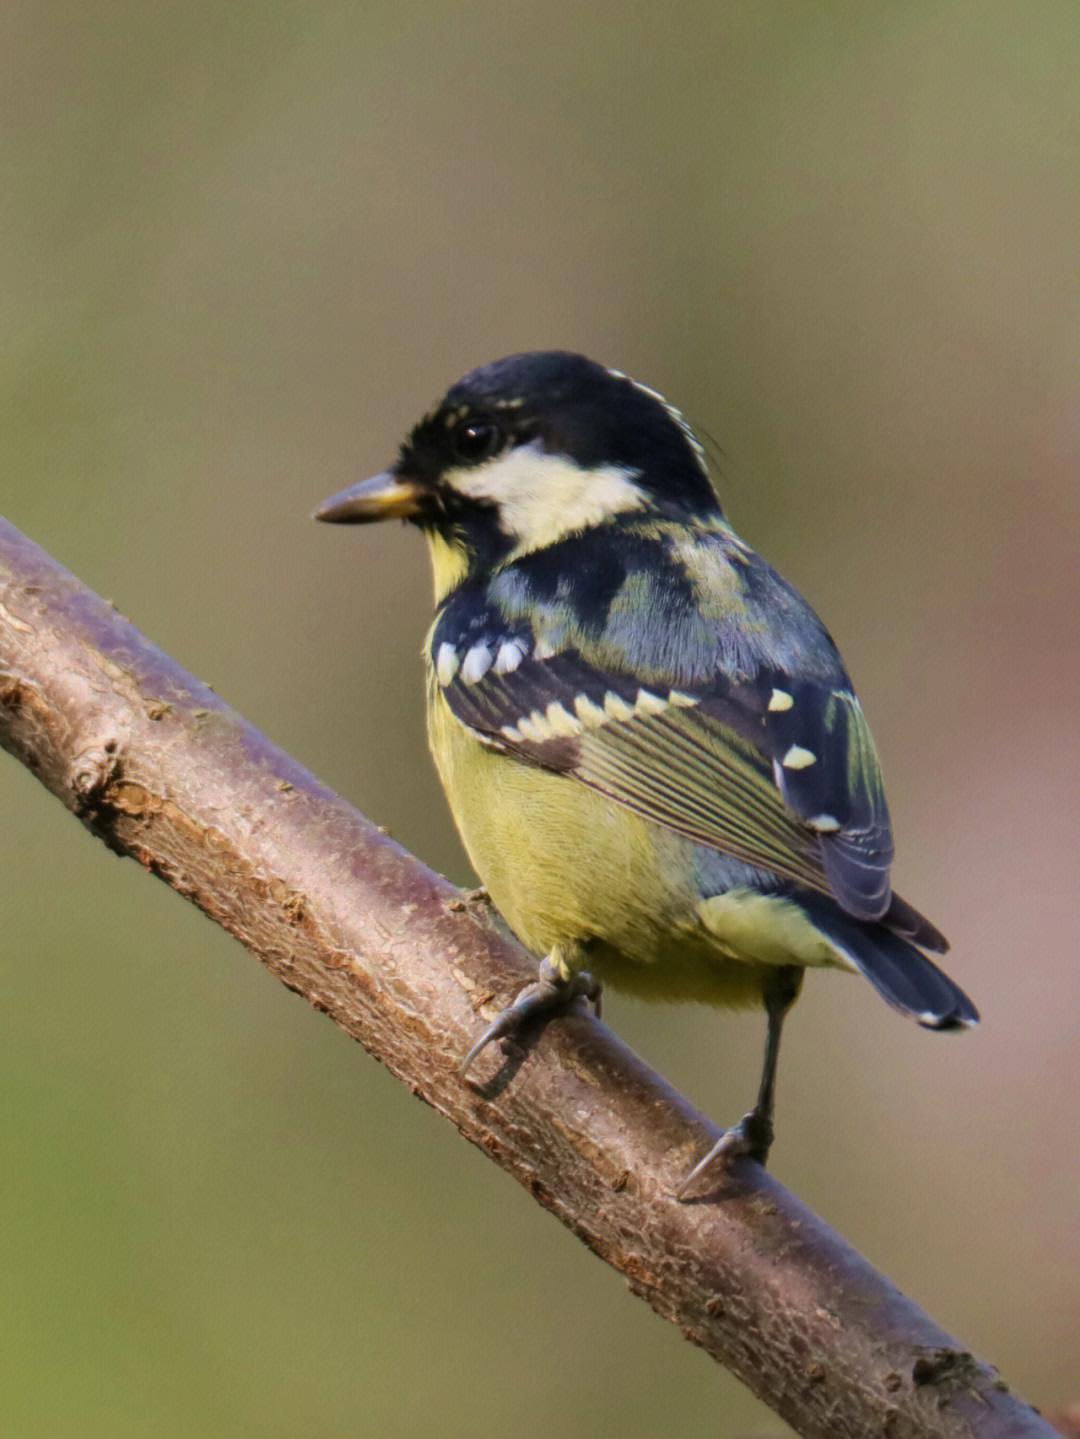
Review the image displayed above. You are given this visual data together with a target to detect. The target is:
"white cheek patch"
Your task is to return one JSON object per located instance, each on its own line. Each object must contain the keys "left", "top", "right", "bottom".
{"left": 444, "top": 442, "right": 647, "bottom": 553}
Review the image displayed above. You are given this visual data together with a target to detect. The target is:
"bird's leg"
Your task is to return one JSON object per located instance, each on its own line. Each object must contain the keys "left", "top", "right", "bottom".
{"left": 678, "top": 965, "right": 803, "bottom": 1198}
{"left": 460, "top": 946, "right": 601, "bottom": 1076}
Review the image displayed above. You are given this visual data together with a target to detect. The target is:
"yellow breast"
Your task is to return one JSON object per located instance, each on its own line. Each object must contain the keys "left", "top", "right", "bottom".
{"left": 426, "top": 677, "right": 774, "bottom": 1008}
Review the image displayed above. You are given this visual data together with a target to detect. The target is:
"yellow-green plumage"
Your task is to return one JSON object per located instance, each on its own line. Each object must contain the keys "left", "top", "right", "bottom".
{"left": 316, "top": 348, "right": 977, "bottom": 1177}
{"left": 427, "top": 673, "right": 828, "bottom": 1009}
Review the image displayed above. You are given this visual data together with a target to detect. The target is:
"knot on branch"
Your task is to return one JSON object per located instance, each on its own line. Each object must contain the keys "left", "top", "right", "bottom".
{"left": 70, "top": 736, "right": 122, "bottom": 816}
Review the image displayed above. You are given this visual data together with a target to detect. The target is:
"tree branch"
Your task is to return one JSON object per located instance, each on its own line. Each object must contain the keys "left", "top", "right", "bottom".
{"left": 0, "top": 517, "right": 1054, "bottom": 1439}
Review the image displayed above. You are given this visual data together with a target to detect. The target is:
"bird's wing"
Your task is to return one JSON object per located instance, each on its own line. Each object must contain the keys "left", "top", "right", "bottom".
{"left": 430, "top": 524, "right": 895, "bottom": 921}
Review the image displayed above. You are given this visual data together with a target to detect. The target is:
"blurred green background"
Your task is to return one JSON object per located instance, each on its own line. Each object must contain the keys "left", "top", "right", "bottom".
{"left": 3, "top": 4, "right": 1079, "bottom": 1436}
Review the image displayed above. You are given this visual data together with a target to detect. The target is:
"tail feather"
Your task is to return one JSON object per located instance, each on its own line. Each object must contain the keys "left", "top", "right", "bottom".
{"left": 801, "top": 897, "right": 978, "bottom": 1030}
{"left": 885, "top": 892, "right": 949, "bottom": 954}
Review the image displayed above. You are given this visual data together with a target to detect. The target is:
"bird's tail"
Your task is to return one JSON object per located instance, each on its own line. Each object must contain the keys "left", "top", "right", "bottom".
{"left": 800, "top": 897, "right": 979, "bottom": 1030}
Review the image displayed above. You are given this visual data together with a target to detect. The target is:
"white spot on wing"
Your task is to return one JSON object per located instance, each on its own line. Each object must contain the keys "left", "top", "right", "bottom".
{"left": 603, "top": 691, "right": 635, "bottom": 723}
{"left": 668, "top": 690, "right": 698, "bottom": 708}
{"left": 494, "top": 638, "right": 526, "bottom": 674}
{"left": 533, "top": 634, "right": 560, "bottom": 661}
{"left": 768, "top": 688, "right": 794, "bottom": 712}
{"left": 512, "top": 717, "right": 541, "bottom": 743}
{"left": 502, "top": 703, "right": 581, "bottom": 744}
{"left": 782, "top": 745, "right": 817, "bottom": 770}
{"left": 516, "top": 712, "right": 549, "bottom": 743}
{"left": 807, "top": 813, "right": 841, "bottom": 833}
{"left": 461, "top": 643, "right": 493, "bottom": 685}
{"left": 436, "top": 642, "right": 459, "bottom": 687}
{"left": 634, "top": 688, "right": 668, "bottom": 716}
{"left": 574, "top": 694, "right": 608, "bottom": 728}
{"left": 545, "top": 702, "right": 582, "bottom": 737}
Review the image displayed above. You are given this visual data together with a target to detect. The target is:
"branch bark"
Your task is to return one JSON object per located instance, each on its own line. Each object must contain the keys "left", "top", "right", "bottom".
{"left": 0, "top": 517, "right": 1055, "bottom": 1439}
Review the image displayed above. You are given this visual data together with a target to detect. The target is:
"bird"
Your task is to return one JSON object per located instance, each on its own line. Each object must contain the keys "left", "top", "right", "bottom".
{"left": 315, "top": 350, "right": 977, "bottom": 1193}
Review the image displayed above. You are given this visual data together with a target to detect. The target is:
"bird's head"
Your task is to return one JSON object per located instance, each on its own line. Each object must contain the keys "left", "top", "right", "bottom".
{"left": 316, "top": 351, "right": 722, "bottom": 601}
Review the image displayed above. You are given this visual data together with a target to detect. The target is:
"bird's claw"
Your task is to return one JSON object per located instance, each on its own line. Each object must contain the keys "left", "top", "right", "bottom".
{"left": 460, "top": 964, "right": 601, "bottom": 1076}
{"left": 676, "top": 1110, "right": 773, "bottom": 1200}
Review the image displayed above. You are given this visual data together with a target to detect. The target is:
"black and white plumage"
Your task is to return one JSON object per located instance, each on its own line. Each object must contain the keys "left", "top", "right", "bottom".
{"left": 317, "top": 351, "right": 977, "bottom": 1182}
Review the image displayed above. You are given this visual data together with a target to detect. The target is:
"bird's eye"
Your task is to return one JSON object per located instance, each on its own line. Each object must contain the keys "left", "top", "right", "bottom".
{"left": 452, "top": 419, "right": 501, "bottom": 465}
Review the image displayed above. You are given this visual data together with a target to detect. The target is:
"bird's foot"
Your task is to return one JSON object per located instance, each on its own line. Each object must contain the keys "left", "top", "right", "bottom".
{"left": 676, "top": 1109, "right": 773, "bottom": 1200}
{"left": 460, "top": 956, "right": 601, "bottom": 1076}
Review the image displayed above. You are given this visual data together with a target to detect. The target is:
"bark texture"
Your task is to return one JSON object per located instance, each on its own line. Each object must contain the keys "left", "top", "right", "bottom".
{"left": 0, "top": 517, "right": 1056, "bottom": 1439}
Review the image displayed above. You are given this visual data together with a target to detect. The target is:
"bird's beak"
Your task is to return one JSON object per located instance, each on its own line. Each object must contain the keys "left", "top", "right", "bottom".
{"left": 314, "top": 471, "right": 429, "bottom": 524}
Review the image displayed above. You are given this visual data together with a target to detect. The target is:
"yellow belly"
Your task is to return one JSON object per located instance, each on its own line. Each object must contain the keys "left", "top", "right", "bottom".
{"left": 427, "top": 683, "right": 781, "bottom": 1008}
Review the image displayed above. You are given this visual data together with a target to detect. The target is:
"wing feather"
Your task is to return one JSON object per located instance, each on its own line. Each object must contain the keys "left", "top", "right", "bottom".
{"left": 429, "top": 523, "right": 903, "bottom": 923}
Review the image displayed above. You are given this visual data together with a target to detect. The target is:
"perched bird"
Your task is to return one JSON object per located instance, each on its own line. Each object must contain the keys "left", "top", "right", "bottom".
{"left": 316, "top": 351, "right": 977, "bottom": 1191}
